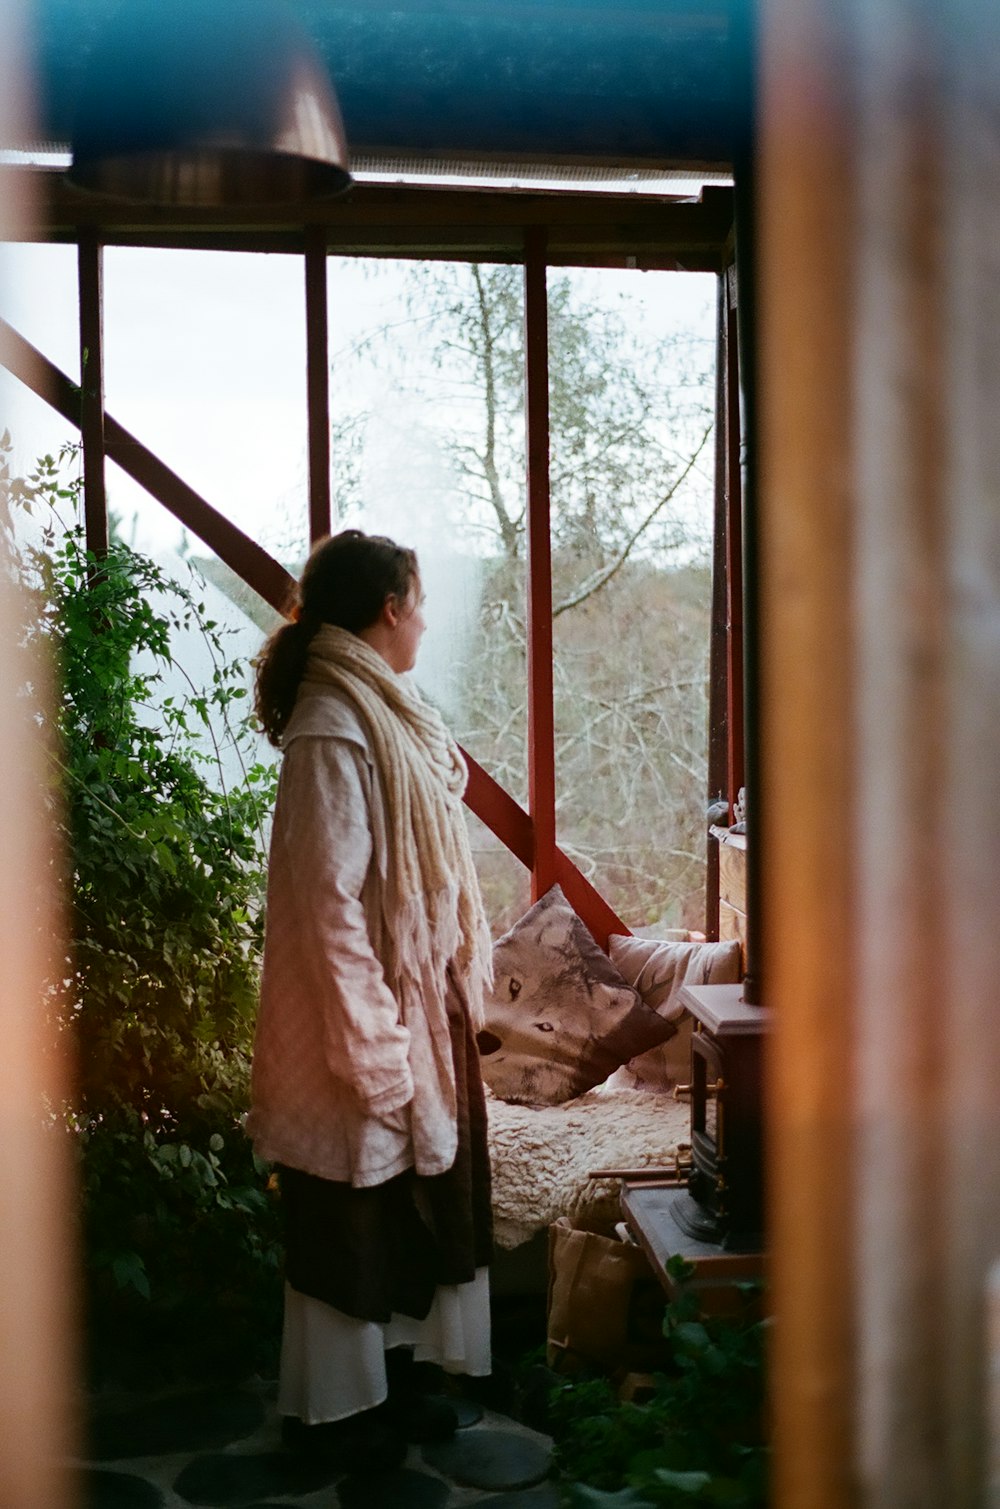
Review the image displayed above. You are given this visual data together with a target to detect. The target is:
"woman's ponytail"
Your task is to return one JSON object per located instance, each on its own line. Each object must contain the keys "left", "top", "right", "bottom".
{"left": 254, "top": 617, "right": 316, "bottom": 747}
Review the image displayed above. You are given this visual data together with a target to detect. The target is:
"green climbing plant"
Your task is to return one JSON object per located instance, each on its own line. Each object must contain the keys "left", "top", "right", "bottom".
{"left": 2, "top": 437, "right": 282, "bottom": 1378}
{"left": 548, "top": 1258, "right": 768, "bottom": 1507}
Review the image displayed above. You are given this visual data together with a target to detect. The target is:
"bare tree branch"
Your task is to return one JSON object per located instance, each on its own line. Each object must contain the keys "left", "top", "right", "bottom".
{"left": 552, "top": 422, "right": 713, "bottom": 618}
{"left": 548, "top": 412, "right": 654, "bottom": 492}
{"left": 472, "top": 265, "right": 520, "bottom": 559}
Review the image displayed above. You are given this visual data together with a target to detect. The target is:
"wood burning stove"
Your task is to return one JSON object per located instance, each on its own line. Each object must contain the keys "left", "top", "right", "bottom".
{"left": 619, "top": 828, "right": 768, "bottom": 1272}
{"left": 618, "top": 984, "right": 768, "bottom": 1273}
{"left": 669, "top": 984, "right": 767, "bottom": 1252}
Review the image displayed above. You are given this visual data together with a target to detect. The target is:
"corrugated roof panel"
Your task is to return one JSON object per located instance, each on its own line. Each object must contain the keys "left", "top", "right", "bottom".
{"left": 30, "top": 0, "right": 745, "bottom": 168}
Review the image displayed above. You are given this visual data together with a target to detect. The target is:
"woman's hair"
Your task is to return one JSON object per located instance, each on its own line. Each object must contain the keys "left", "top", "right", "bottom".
{"left": 254, "top": 528, "right": 418, "bottom": 746}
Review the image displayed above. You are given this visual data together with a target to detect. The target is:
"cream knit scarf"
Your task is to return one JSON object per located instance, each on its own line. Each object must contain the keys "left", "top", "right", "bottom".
{"left": 302, "top": 623, "right": 491, "bottom": 1031}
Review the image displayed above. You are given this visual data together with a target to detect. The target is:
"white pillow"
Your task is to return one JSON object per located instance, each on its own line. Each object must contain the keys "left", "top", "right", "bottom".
{"left": 605, "top": 936, "right": 743, "bottom": 1090}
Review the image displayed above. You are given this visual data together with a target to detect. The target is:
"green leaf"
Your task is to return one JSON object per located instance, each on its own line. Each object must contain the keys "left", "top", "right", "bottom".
{"left": 567, "top": 1488, "right": 655, "bottom": 1508}
{"left": 673, "top": 1321, "right": 711, "bottom": 1351}
{"left": 703, "top": 1478, "right": 754, "bottom": 1505}
{"left": 111, "top": 1250, "right": 150, "bottom": 1300}
{"left": 652, "top": 1469, "right": 712, "bottom": 1493}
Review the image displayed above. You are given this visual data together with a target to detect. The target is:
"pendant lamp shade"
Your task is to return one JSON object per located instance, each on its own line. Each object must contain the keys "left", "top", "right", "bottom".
{"left": 67, "top": 0, "right": 351, "bottom": 205}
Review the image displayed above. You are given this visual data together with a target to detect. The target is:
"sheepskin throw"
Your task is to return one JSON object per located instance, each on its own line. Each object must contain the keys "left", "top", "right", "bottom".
{"left": 477, "top": 886, "right": 676, "bottom": 1105}
{"left": 486, "top": 1084, "right": 691, "bottom": 1248}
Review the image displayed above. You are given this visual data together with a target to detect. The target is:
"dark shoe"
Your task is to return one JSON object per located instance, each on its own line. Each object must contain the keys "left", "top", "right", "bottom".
{"left": 281, "top": 1409, "right": 407, "bottom": 1472}
{"left": 383, "top": 1391, "right": 459, "bottom": 1444}
{"left": 383, "top": 1346, "right": 459, "bottom": 1444}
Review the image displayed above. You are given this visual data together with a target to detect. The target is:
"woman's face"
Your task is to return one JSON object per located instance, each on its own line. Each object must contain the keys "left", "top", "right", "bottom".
{"left": 385, "top": 578, "right": 427, "bottom": 674}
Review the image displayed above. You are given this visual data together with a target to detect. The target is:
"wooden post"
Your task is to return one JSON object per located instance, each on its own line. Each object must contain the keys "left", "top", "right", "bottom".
{"left": 760, "top": 1, "right": 859, "bottom": 1499}
{"left": 761, "top": 0, "right": 1000, "bottom": 1503}
{"left": 0, "top": 5, "right": 79, "bottom": 1505}
{"left": 524, "top": 227, "right": 556, "bottom": 899}
{"left": 724, "top": 264, "right": 745, "bottom": 828}
{"left": 732, "top": 67, "right": 762, "bottom": 1004}
{"left": 304, "top": 225, "right": 331, "bottom": 544}
{"left": 77, "top": 228, "right": 108, "bottom": 561}
{"left": 706, "top": 270, "right": 731, "bottom": 941}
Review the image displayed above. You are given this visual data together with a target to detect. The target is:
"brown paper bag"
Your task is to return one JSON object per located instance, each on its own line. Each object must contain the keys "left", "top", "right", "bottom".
{"left": 546, "top": 1216, "right": 667, "bottom": 1374}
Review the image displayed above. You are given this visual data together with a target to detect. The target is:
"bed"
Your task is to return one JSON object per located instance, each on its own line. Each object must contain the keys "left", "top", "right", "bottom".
{"left": 478, "top": 887, "right": 742, "bottom": 1264}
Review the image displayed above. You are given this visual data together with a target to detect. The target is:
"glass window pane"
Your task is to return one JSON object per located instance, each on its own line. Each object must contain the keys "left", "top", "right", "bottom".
{"left": 326, "top": 257, "right": 530, "bottom": 922}
{"left": 96, "top": 247, "right": 296, "bottom": 795}
{"left": 0, "top": 241, "right": 80, "bottom": 383}
{"left": 549, "top": 268, "right": 716, "bottom": 932}
{"left": 465, "top": 810, "right": 530, "bottom": 939}
{"left": 104, "top": 473, "right": 281, "bottom": 797}
{"left": 1, "top": 242, "right": 82, "bottom": 550}
{"left": 326, "top": 256, "right": 526, "bottom": 741}
{"left": 103, "top": 247, "right": 309, "bottom": 559}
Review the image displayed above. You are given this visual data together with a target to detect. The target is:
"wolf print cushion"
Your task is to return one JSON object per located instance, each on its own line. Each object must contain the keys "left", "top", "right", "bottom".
{"left": 476, "top": 886, "right": 677, "bottom": 1105}
{"left": 605, "top": 935, "right": 743, "bottom": 1090}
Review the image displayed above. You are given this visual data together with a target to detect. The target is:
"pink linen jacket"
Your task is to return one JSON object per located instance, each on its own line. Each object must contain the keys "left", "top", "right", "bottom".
{"left": 246, "top": 684, "right": 459, "bottom": 1187}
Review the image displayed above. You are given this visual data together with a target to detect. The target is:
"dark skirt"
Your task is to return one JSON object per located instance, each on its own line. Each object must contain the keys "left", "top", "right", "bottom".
{"left": 279, "top": 974, "right": 493, "bottom": 1325}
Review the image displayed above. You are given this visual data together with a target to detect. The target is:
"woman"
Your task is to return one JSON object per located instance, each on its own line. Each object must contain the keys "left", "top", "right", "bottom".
{"left": 247, "top": 529, "right": 493, "bottom": 1466}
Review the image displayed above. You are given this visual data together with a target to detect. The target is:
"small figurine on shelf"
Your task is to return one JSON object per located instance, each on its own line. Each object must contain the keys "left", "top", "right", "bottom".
{"left": 706, "top": 796, "right": 730, "bottom": 828}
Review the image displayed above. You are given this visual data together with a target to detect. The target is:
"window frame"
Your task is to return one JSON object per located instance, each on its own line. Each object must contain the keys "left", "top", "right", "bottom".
{"left": 2, "top": 170, "right": 742, "bottom": 944}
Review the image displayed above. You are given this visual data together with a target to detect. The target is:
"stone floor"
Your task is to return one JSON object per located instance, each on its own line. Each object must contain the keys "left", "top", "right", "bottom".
{"left": 78, "top": 1377, "right": 562, "bottom": 1509}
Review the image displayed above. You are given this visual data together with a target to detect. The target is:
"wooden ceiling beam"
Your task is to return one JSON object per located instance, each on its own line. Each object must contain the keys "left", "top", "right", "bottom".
{"left": 17, "top": 169, "right": 733, "bottom": 271}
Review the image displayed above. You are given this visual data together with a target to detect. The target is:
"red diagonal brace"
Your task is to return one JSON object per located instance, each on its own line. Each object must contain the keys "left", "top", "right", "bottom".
{"left": 0, "top": 315, "right": 295, "bottom": 615}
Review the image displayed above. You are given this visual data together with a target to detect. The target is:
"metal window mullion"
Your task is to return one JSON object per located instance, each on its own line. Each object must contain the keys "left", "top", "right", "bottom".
{"left": 305, "top": 225, "right": 331, "bottom": 544}
{"left": 706, "top": 268, "right": 732, "bottom": 941}
{"left": 725, "top": 262, "right": 746, "bottom": 834}
{"left": 77, "top": 229, "right": 108, "bottom": 562}
{"left": 524, "top": 228, "right": 556, "bottom": 899}
{"left": 733, "top": 152, "right": 760, "bottom": 1005}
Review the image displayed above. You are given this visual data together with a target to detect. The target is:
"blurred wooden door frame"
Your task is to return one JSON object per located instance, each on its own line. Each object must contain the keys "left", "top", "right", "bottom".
{"left": 761, "top": 1, "right": 1000, "bottom": 1504}
{"left": 0, "top": 6, "right": 79, "bottom": 1507}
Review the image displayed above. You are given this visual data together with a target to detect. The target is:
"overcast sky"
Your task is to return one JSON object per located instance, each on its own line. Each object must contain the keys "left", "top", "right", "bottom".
{"left": 0, "top": 243, "right": 715, "bottom": 714}
{"left": 1, "top": 244, "right": 713, "bottom": 541}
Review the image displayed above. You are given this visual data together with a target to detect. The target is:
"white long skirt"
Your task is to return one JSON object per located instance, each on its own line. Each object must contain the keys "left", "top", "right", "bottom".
{"left": 277, "top": 1267, "right": 492, "bottom": 1424}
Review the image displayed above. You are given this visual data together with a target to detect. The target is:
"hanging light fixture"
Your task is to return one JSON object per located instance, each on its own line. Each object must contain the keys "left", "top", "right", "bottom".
{"left": 67, "top": 0, "right": 351, "bottom": 205}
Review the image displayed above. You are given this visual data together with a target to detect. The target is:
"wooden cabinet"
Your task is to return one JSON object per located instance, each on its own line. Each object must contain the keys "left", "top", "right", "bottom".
{"left": 713, "top": 825, "right": 747, "bottom": 961}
